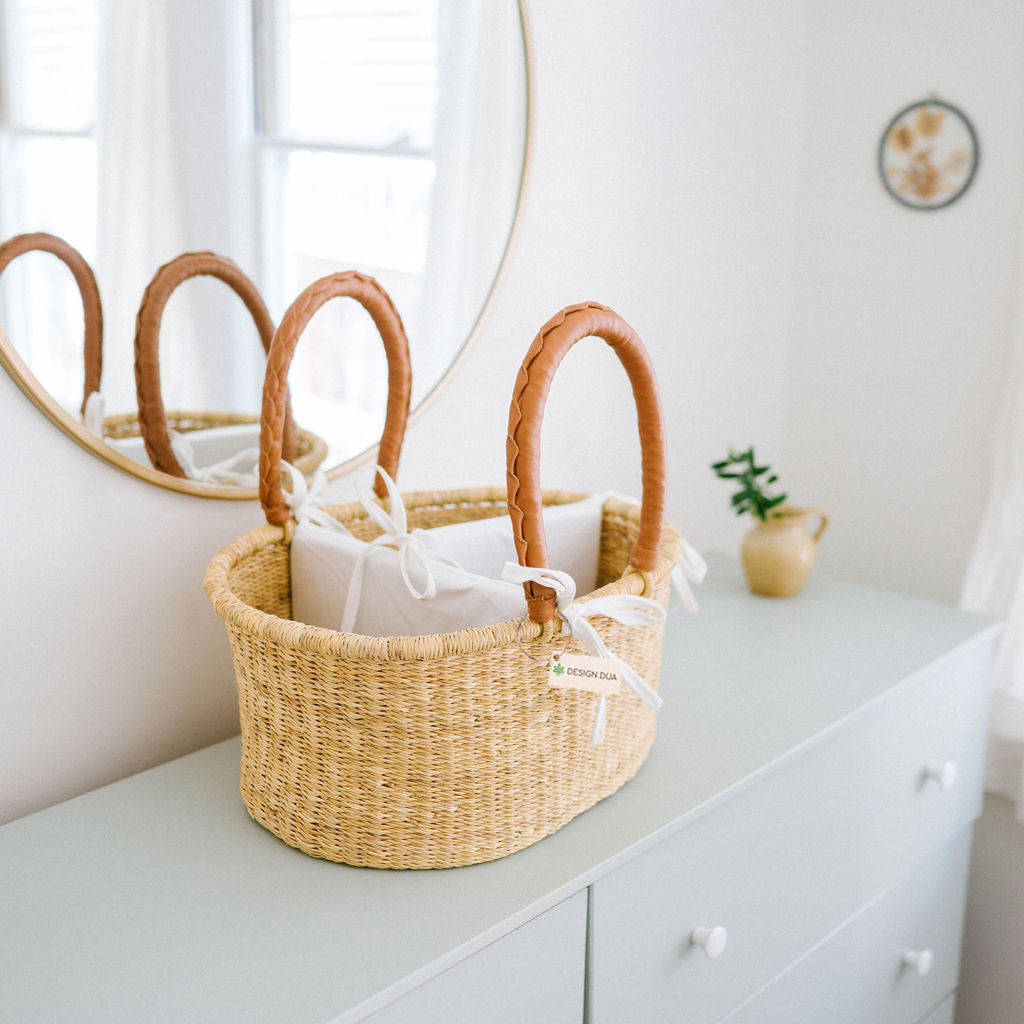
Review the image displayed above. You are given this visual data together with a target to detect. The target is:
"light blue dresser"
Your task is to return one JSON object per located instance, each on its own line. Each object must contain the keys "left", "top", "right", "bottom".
{"left": 0, "top": 557, "right": 997, "bottom": 1022}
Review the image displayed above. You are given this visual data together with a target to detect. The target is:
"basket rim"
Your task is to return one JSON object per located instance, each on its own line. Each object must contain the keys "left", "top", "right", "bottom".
{"left": 203, "top": 486, "right": 683, "bottom": 661}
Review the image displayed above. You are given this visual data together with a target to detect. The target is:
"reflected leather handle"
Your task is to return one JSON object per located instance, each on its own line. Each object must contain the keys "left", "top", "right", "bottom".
{"left": 0, "top": 231, "right": 103, "bottom": 417}
{"left": 260, "top": 271, "right": 412, "bottom": 525}
{"left": 506, "top": 302, "right": 667, "bottom": 622}
{"left": 134, "top": 251, "right": 296, "bottom": 477}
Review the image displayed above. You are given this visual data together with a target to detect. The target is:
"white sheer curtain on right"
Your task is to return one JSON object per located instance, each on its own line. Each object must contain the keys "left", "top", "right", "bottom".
{"left": 414, "top": 0, "right": 526, "bottom": 401}
{"left": 961, "top": 248, "right": 1024, "bottom": 819}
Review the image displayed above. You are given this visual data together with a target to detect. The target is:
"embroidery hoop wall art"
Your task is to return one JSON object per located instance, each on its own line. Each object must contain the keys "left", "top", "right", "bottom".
{"left": 878, "top": 98, "right": 978, "bottom": 210}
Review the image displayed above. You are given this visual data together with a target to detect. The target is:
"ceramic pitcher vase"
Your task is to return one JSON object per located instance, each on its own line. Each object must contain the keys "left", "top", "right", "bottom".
{"left": 740, "top": 505, "right": 828, "bottom": 598}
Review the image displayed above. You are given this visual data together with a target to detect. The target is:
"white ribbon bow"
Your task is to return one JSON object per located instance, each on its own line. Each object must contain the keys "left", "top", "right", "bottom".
{"left": 342, "top": 465, "right": 464, "bottom": 632}
{"left": 671, "top": 537, "right": 708, "bottom": 612}
{"left": 82, "top": 391, "right": 106, "bottom": 438}
{"left": 288, "top": 462, "right": 461, "bottom": 634}
{"left": 500, "top": 562, "right": 665, "bottom": 744}
{"left": 170, "top": 431, "right": 260, "bottom": 486}
{"left": 284, "top": 462, "right": 354, "bottom": 534}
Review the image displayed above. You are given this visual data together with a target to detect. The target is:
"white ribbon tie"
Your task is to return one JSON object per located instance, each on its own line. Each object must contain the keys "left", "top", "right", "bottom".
{"left": 284, "top": 462, "right": 354, "bottom": 533}
{"left": 170, "top": 431, "right": 260, "bottom": 486}
{"left": 82, "top": 391, "right": 106, "bottom": 438}
{"left": 288, "top": 462, "right": 461, "bottom": 633}
{"left": 500, "top": 563, "right": 665, "bottom": 744}
{"left": 671, "top": 537, "right": 708, "bottom": 612}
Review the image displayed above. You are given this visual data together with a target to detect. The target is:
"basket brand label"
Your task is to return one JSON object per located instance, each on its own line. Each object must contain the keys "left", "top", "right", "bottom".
{"left": 548, "top": 652, "right": 621, "bottom": 695}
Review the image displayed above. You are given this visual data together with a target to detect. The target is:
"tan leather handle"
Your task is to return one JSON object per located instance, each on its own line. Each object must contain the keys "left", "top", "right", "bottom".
{"left": 260, "top": 271, "right": 412, "bottom": 525}
{"left": 0, "top": 231, "right": 103, "bottom": 416}
{"left": 507, "top": 302, "right": 667, "bottom": 622}
{"left": 133, "top": 251, "right": 296, "bottom": 477}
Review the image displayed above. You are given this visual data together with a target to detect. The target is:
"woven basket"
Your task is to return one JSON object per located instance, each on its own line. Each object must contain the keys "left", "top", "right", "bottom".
{"left": 0, "top": 231, "right": 103, "bottom": 418}
{"left": 131, "top": 251, "right": 326, "bottom": 479}
{"left": 204, "top": 278, "right": 681, "bottom": 869}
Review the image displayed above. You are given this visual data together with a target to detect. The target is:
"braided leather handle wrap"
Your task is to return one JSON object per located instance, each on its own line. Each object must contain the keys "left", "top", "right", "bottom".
{"left": 0, "top": 231, "right": 103, "bottom": 416}
{"left": 507, "top": 302, "right": 667, "bottom": 622}
{"left": 133, "top": 251, "right": 296, "bottom": 477}
{"left": 260, "top": 271, "right": 412, "bottom": 525}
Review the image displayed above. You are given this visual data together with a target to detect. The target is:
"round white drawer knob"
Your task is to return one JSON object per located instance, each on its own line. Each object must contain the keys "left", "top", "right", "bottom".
{"left": 903, "top": 948, "right": 934, "bottom": 976}
{"left": 691, "top": 925, "right": 728, "bottom": 959}
{"left": 925, "top": 761, "right": 958, "bottom": 791}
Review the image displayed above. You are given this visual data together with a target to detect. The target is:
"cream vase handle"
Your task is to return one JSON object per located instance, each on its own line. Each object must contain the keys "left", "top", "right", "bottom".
{"left": 802, "top": 508, "right": 829, "bottom": 543}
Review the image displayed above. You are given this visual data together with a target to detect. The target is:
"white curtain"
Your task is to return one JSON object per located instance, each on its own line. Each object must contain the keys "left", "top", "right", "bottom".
{"left": 961, "top": 253, "right": 1024, "bottom": 819}
{"left": 413, "top": 0, "right": 526, "bottom": 403}
{"left": 94, "top": 0, "right": 196, "bottom": 416}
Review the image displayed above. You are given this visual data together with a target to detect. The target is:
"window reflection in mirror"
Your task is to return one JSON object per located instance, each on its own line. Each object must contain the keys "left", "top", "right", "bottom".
{"left": 0, "top": 0, "right": 528, "bottom": 485}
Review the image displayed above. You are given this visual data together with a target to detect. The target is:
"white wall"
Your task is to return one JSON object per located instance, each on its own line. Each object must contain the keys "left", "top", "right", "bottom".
{"left": 784, "top": 0, "right": 1024, "bottom": 604}
{"left": 0, "top": 386, "right": 257, "bottom": 822}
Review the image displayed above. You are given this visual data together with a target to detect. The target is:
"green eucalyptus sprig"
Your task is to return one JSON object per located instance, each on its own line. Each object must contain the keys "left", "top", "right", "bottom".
{"left": 711, "top": 446, "right": 787, "bottom": 522}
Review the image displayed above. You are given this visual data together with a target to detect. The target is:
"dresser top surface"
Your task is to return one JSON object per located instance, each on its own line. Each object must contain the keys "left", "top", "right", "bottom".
{"left": 0, "top": 556, "right": 997, "bottom": 1023}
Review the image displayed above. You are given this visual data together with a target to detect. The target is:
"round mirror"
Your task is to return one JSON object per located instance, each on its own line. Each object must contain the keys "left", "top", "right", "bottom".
{"left": 0, "top": 0, "right": 531, "bottom": 497}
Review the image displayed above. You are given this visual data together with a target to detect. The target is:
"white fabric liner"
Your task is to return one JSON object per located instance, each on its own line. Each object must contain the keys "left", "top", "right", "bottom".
{"left": 289, "top": 466, "right": 605, "bottom": 638}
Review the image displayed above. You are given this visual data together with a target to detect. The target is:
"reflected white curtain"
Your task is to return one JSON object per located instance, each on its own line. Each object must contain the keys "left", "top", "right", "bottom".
{"left": 94, "top": 0, "right": 196, "bottom": 415}
{"left": 414, "top": 0, "right": 526, "bottom": 403}
{"left": 961, "top": 250, "right": 1024, "bottom": 819}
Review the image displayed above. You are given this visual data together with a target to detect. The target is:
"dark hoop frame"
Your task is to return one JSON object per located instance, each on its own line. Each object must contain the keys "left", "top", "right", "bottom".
{"left": 877, "top": 98, "right": 978, "bottom": 211}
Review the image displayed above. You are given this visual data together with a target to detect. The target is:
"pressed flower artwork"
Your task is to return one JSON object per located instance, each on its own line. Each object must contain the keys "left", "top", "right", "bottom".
{"left": 879, "top": 99, "right": 978, "bottom": 210}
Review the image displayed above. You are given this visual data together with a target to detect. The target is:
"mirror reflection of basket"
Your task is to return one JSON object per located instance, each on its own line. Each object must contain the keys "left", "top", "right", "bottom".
{"left": 204, "top": 280, "right": 682, "bottom": 870}
{"left": 0, "top": 234, "right": 326, "bottom": 484}
{"left": 130, "top": 251, "right": 327, "bottom": 484}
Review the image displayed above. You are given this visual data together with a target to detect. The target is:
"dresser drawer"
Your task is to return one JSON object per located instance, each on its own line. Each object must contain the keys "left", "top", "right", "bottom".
{"left": 589, "top": 642, "right": 989, "bottom": 1024}
{"left": 366, "top": 891, "right": 585, "bottom": 1024}
{"left": 720, "top": 830, "right": 970, "bottom": 1024}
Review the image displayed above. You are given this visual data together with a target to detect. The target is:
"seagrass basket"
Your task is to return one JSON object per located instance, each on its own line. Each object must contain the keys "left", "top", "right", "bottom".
{"left": 204, "top": 279, "right": 681, "bottom": 869}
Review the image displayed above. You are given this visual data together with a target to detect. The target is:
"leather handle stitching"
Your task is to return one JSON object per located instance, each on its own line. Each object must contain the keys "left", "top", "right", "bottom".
{"left": 259, "top": 271, "right": 412, "bottom": 525}
{"left": 506, "top": 302, "right": 666, "bottom": 622}
{"left": 133, "top": 251, "right": 286, "bottom": 478}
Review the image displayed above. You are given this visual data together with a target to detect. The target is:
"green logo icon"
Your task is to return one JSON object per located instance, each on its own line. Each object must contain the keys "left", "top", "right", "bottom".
{"left": 552, "top": 662, "right": 565, "bottom": 676}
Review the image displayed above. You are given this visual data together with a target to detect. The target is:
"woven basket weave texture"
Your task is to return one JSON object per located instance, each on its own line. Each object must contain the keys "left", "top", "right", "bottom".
{"left": 205, "top": 488, "right": 680, "bottom": 869}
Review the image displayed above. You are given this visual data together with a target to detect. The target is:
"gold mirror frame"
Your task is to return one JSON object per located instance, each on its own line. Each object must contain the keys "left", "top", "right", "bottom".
{"left": 0, "top": 1, "right": 534, "bottom": 500}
